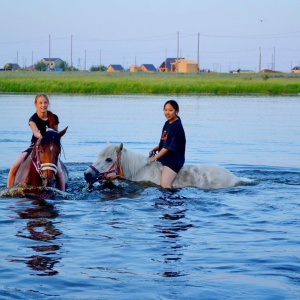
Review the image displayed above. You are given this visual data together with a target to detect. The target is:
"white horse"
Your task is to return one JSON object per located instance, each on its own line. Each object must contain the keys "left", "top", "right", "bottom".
{"left": 84, "top": 143, "right": 250, "bottom": 190}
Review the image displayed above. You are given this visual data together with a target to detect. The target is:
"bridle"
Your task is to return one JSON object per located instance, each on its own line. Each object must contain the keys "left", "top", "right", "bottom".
{"left": 30, "top": 137, "right": 58, "bottom": 179}
{"left": 89, "top": 151, "right": 124, "bottom": 181}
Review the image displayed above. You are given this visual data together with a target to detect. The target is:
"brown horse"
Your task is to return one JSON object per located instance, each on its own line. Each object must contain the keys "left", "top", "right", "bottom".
{"left": 14, "top": 127, "right": 68, "bottom": 190}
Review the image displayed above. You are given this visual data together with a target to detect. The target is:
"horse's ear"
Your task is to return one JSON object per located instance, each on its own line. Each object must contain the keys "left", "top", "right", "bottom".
{"left": 58, "top": 126, "right": 68, "bottom": 138}
{"left": 117, "top": 143, "right": 123, "bottom": 153}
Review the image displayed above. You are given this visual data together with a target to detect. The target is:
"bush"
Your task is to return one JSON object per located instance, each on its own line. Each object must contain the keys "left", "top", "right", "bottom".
{"left": 262, "top": 74, "right": 269, "bottom": 81}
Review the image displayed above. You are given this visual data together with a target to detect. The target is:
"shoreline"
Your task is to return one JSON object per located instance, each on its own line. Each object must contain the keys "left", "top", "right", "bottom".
{"left": 0, "top": 71, "right": 299, "bottom": 95}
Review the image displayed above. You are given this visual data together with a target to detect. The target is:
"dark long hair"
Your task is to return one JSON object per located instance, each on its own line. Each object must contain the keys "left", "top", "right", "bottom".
{"left": 164, "top": 100, "right": 180, "bottom": 117}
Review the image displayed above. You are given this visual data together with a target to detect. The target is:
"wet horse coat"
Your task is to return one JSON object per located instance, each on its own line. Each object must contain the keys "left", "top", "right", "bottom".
{"left": 14, "top": 128, "right": 68, "bottom": 190}
{"left": 84, "top": 143, "right": 250, "bottom": 190}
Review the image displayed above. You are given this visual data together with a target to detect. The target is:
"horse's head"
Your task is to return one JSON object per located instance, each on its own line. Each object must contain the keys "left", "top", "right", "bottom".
{"left": 31, "top": 127, "right": 67, "bottom": 187}
{"left": 84, "top": 143, "right": 124, "bottom": 184}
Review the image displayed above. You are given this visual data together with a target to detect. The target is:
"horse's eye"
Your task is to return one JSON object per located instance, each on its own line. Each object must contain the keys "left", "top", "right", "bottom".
{"left": 106, "top": 158, "right": 113, "bottom": 162}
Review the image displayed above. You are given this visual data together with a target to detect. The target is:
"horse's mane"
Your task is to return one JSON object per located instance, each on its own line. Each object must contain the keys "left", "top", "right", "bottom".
{"left": 100, "top": 144, "right": 146, "bottom": 180}
{"left": 121, "top": 148, "right": 147, "bottom": 179}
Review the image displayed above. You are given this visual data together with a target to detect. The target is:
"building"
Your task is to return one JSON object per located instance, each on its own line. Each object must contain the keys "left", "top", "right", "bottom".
{"left": 129, "top": 65, "right": 138, "bottom": 72}
{"left": 138, "top": 64, "right": 157, "bottom": 73}
{"left": 171, "top": 59, "right": 199, "bottom": 74}
{"left": 4, "top": 63, "right": 21, "bottom": 70}
{"left": 40, "top": 58, "right": 63, "bottom": 69}
{"left": 107, "top": 64, "right": 124, "bottom": 72}
{"left": 291, "top": 66, "right": 300, "bottom": 74}
{"left": 158, "top": 58, "right": 184, "bottom": 72}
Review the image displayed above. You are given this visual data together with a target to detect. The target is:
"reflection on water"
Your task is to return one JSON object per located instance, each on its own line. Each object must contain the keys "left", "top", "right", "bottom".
{"left": 7, "top": 197, "right": 62, "bottom": 276}
{"left": 154, "top": 193, "right": 193, "bottom": 277}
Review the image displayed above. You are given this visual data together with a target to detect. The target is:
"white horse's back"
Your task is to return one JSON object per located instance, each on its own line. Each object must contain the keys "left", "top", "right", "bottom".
{"left": 134, "top": 162, "right": 246, "bottom": 189}
{"left": 174, "top": 164, "right": 243, "bottom": 189}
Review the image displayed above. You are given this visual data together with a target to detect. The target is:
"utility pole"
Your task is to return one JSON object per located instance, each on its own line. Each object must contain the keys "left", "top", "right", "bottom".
{"left": 100, "top": 50, "right": 102, "bottom": 71}
{"left": 49, "top": 34, "right": 51, "bottom": 71}
{"left": 273, "top": 47, "right": 276, "bottom": 71}
{"left": 32, "top": 51, "right": 33, "bottom": 71}
{"left": 165, "top": 48, "right": 167, "bottom": 72}
{"left": 71, "top": 34, "right": 73, "bottom": 71}
{"left": 177, "top": 31, "right": 179, "bottom": 73}
{"left": 84, "top": 49, "right": 86, "bottom": 71}
{"left": 259, "top": 47, "right": 261, "bottom": 71}
{"left": 197, "top": 32, "right": 200, "bottom": 73}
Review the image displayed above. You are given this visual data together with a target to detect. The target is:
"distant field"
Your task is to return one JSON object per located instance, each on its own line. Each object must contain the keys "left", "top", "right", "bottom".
{"left": 0, "top": 71, "right": 299, "bottom": 95}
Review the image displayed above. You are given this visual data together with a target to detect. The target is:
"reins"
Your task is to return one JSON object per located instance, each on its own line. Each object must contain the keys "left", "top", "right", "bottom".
{"left": 89, "top": 151, "right": 124, "bottom": 181}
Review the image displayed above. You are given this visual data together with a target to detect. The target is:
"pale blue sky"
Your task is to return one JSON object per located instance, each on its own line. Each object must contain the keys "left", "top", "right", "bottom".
{"left": 1, "top": 0, "right": 299, "bottom": 71}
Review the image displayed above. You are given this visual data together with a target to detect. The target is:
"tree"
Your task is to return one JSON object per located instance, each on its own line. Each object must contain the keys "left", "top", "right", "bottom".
{"left": 90, "top": 65, "right": 107, "bottom": 72}
{"left": 56, "top": 60, "right": 69, "bottom": 71}
{"left": 35, "top": 61, "right": 47, "bottom": 71}
{"left": 4, "top": 63, "right": 12, "bottom": 70}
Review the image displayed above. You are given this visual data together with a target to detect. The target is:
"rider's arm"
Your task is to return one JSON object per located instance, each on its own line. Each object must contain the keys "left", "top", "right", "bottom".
{"left": 29, "top": 121, "right": 42, "bottom": 139}
{"left": 149, "top": 145, "right": 159, "bottom": 157}
{"left": 148, "top": 148, "right": 169, "bottom": 163}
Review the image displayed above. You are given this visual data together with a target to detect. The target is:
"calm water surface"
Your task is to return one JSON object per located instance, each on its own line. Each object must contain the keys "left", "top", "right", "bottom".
{"left": 0, "top": 94, "right": 299, "bottom": 299}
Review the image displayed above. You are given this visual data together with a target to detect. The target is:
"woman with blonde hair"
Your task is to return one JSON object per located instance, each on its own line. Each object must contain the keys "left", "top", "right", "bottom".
{"left": 7, "top": 93, "right": 66, "bottom": 191}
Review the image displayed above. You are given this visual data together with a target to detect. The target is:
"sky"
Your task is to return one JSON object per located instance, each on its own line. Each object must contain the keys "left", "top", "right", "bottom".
{"left": 1, "top": 0, "right": 299, "bottom": 72}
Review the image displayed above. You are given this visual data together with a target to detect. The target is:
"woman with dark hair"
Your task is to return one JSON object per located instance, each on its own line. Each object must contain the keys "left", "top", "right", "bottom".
{"left": 148, "top": 100, "right": 186, "bottom": 188}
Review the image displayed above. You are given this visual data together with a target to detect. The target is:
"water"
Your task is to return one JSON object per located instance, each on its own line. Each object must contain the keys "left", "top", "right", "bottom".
{"left": 0, "top": 94, "right": 299, "bottom": 299}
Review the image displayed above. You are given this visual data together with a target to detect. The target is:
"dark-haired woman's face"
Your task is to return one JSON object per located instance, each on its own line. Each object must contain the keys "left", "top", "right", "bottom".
{"left": 164, "top": 103, "right": 177, "bottom": 123}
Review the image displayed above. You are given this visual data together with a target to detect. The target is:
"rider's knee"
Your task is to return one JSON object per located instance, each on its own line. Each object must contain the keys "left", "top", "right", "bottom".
{"left": 160, "top": 177, "right": 172, "bottom": 189}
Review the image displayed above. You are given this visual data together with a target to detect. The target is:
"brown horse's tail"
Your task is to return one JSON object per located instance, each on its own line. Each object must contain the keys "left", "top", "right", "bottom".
{"left": 47, "top": 111, "right": 56, "bottom": 129}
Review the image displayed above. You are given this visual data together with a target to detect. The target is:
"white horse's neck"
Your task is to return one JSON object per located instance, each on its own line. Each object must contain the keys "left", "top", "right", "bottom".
{"left": 121, "top": 148, "right": 147, "bottom": 180}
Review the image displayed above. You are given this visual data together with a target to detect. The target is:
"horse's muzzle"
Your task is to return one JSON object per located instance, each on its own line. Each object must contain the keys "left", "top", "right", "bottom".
{"left": 84, "top": 171, "right": 97, "bottom": 184}
{"left": 42, "top": 178, "right": 55, "bottom": 188}
{"left": 41, "top": 170, "right": 56, "bottom": 187}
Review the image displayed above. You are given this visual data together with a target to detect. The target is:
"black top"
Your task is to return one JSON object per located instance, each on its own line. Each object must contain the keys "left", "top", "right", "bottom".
{"left": 29, "top": 112, "right": 59, "bottom": 144}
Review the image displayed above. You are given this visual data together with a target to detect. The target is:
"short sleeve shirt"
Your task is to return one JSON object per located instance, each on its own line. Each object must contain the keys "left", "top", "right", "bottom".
{"left": 158, "top": 119, "right": 186, "bottom": 172}
{"left": 29, "top": 113, "right": 59, "bottom": 144}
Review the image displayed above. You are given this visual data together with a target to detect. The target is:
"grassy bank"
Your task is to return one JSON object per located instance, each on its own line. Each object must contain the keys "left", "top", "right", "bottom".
{"left": 0, "top": 71, "right": 299, "bottom": 95}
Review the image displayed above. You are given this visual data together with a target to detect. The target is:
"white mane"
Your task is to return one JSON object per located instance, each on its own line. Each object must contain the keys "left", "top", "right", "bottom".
{"left": 118, "top": 148, "right": 147, "bottom": 180}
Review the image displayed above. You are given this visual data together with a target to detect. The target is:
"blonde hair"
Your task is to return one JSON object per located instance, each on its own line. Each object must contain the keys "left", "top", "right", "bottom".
{"left": 35, "top": 93, "right": 50, "bottom": 105}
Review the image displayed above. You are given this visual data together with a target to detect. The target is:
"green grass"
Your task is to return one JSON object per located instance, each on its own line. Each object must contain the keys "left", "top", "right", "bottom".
{"left": 0, "top": 71, "right": 299, "bottom": 95}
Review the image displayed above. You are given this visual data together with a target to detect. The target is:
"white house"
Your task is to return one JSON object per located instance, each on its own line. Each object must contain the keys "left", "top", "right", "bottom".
{"left": 291, "top": 66, "right": 300, "bottom": 74}
{"left": 41, "top": 58, "right": 63, "bottom": 68}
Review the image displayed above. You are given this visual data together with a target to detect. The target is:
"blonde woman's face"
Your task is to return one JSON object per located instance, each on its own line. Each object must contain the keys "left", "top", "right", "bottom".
{"left": 35, "top": 96, "right": 49, "bottom": 114}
